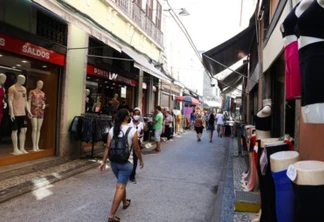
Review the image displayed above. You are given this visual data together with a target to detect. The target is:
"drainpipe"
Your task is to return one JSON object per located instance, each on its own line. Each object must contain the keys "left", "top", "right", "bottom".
{"left": 258, "top": 9, "right": 265, "bottom": 110}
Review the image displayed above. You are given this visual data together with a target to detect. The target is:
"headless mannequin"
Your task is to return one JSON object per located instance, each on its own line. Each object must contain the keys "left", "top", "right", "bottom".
{"left": 8, "top": 75, "right": 32, "bottom": 155}
{"left": 255, "top": 99, "right": 272, "bottom": 140}
{"left": 0, "top": 73, "right": 7, "bottom": 126}
{"left": 296, "top": 0, "right": 324, "bottom": 123}
{"left": 291, "top": 160, "right": 324, "bottom": 221}
{"left": 270, "top": 151, "right": 299, "bottom": 173}
{"left": 28, "top": 80, "right": 46, "bottom": 152}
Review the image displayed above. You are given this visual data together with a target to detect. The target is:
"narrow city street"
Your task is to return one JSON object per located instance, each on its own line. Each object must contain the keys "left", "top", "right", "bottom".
{"left": 0, "top": 131, "right": 229, "bottom": 222}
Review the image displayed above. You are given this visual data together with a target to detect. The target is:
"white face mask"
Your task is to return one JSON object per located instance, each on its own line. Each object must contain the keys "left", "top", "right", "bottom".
{"left": 133, "top": 115, "right": 140, "bottom": 121}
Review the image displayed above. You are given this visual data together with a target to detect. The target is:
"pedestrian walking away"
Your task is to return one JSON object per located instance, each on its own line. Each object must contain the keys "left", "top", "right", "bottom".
{"left": 128, "top": 107, "right": 144, "bottom": 184}
{"left": 207, "top": 112, "right": 215, "bottom": 142}
{"left": 216, "top": 111, "right": 225, "bottom": 137}
{"left": 194, "top": 114, "right": 204, "bottom": 141}
{"left": 99, "top": 108, "right": 144, "bottom": 222}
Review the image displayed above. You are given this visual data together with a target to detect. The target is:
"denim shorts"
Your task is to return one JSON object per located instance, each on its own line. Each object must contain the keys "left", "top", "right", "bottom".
{"left": 110, "top": 162, "right": 133, "bottom": 184}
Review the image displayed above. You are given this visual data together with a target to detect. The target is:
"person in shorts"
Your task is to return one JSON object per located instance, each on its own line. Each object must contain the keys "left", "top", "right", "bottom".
{"left": 99, "top": 108, "right": 144, "bottom": 222}
{"left": 153, "top": 105, "right": 163, "bottom": 153}
{"left": 216, "top": 111, "right": 225, "bottom": 137}
{"left": 194, "top": 114, "right": 204, "bottom": 141}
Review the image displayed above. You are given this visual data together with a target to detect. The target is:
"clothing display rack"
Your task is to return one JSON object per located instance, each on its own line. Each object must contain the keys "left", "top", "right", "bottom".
{"left": 70, "top": 113, "right": 113, "bottom": 158}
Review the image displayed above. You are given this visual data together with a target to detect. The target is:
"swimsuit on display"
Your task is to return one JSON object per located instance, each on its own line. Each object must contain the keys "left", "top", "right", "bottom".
{"left": 254, "top": 106, "right": 271, "bottom": 131}
{"left": 297, "top": 1, "right": 324, "bottom": 106}
{"left": 0, "top": 87, "right": 4, "bottom": 125}
{"left": 282, "top": 5, "right": 301, "bottom": 100}
{"left": 29, "top": 90, "right": 45, "bottom": 119}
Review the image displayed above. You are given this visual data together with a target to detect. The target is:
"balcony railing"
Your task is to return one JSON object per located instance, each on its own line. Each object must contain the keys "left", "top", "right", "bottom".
{"left": 112, "top": 0, "right": 163, "bottom": 46}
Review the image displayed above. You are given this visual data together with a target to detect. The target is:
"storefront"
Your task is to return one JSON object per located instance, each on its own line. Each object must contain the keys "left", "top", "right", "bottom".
{"left": 86, "top": 64, "right": 138, "bottom": 113}
{"left": 0, "top": 32, "right": 65, "bottom": 166}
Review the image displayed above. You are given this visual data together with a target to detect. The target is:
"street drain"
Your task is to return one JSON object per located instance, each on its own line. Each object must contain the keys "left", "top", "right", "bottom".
{"left": 211, "top": 185, "right": 218, "bottom": 195}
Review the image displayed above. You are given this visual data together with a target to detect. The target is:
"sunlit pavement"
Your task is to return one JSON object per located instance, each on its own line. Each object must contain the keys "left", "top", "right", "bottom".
{"left": 0, "top": 130, "right": 229, "bottom": 222}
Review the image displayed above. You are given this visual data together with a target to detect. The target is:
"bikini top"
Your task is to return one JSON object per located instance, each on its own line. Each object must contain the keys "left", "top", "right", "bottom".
{"left": 254, "top": 105, "right": 272, "bottom": 131}
{"left": 281, "top": 3, "right": 300, "bottom": 38}
{"left": 297, "top": 1, "right": 324, "bottom": 39}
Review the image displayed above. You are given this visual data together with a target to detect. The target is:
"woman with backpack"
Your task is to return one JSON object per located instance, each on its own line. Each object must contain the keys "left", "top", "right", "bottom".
{"left": 99, "top": 108, "right": 144, "bottom": 222}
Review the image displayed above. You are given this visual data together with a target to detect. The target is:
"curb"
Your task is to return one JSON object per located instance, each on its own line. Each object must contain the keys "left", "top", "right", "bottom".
{"left": 0, "top": 161, "right": 98, "bottom": 204}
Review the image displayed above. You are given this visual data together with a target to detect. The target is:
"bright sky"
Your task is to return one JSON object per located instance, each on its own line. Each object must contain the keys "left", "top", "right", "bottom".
{"left": 167, "top": 0, "right": 257, "bottom": 52}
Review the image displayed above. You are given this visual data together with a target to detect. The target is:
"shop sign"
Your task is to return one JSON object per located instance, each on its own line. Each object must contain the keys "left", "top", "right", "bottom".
{"left": 87, "top": 64, "right": 138, "bottom": 87}
{"left": 0, "top": 33, "right": 65, "bottom": 66}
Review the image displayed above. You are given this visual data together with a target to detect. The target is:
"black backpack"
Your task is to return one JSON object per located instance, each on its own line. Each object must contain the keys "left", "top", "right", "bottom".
{"left": 108, "top": 127, "right": 132, "bottom": 163}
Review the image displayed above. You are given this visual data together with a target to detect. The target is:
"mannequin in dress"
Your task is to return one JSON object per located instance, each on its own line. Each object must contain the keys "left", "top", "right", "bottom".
{"left": 0, "top": 73, "right": 7, "bottom": 126}
{"left": 296, "top": 0, "right": 324, "bottom": 123}
{"left": 28, "top": 80, "right": 46, "bottom": 152}
{"left": 255, "top": 99, "right": 272, "bottom": 140}
{"left": 8, "top": 75, "right": 32, "bottom": 155}
{"left": 291, "top": 160, "right": 324, "bottom": 221}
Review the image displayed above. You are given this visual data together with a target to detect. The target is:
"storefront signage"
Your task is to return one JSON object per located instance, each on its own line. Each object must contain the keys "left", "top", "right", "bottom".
{"left": 87, "top": 64, "right": 138, "bottom": 87}
{"left": 0, "top": 33, "right": 66, "bottom": 66}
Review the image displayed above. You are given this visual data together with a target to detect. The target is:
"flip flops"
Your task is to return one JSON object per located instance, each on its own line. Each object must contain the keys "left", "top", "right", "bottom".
{"left": 122, "top": 199, "right": 131, "bottom": 209}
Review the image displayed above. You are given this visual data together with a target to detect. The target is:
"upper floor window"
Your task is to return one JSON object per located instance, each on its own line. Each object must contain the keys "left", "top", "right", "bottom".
{"left": 155, "top": 1, "right": 162, "bottom": 29}
{"left": 146, "top": 0, "right": 153, "bottom": 20}
{"left": 88, "top": 37, "right": 104, "bottom": 56}
{"left": 36, "top": 10, "right": 68, "bottom": 46}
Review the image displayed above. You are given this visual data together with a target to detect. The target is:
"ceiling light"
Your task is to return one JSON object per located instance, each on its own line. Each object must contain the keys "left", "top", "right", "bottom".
{"left": 16, "top": 64, "right": 21, "bottom": 67}
{"left": 22, "top": 60, "right": 28, "bottom": 63}
{"left": 42, "top": 65, "right": 47, "bottom": 68}
{"left": 0, "top": 54, "right": 2, "bottom": 57}
{"left": 12, "top": 66, "right": 16, "bottom": 68}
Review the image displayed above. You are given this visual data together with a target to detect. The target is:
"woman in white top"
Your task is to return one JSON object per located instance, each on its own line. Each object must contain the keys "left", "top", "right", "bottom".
{"left": 128, "top": 107, "right": 144, "bottom": 183}
{"left": 216, "top": 112, "right": 225, "bottom": 137}
{"left": 99, "top": 108, "right": 144, "bottom": 222}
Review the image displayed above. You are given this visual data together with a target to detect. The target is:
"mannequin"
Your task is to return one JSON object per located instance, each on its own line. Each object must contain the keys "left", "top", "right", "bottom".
{"left": 254, "top": 99, "right": 272, "bottom": 140}
{"left": 28, "top": 80, "right": 46, "bottom": 152}
{"left": 280, "top": 3, "right": 301, "bottom": 100}
{"left": 85, "top": 88, "right": 90, "bottom": 112}
{"left": 111, "top": 93, "right": 119, "bottom": 113}
{"left": 291, "top": 160, "right": 324, "bottom": 221}
{"left": 296, "top": 0, "right": 324, "bottom": 123}
{"left": 271, "top": 151, "right": 299, "bottom": 222}
{"left": 8, "top": 75, "right": 32, "bottom": 155}
{"left": 0, "top": 73, "right": 7, "bottom": 126}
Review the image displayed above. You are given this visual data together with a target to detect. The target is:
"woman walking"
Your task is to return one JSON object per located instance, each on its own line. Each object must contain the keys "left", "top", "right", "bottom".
{"left": 207, "top": 112, "right": 216, "bottom": 142}
{"left": 99, "top": 108, "right": 144, "bottom": 222}
{"left": 194, "top": 114, "right": 204, "bottom": 141}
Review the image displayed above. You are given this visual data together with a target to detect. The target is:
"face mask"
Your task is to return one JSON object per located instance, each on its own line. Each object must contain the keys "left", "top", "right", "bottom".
{"left": 133, "top": 115, "right": 140, "bottom": 121}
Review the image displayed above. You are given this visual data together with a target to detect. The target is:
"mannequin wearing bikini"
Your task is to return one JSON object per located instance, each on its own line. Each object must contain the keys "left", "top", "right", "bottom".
{"left": 8, "top": 75, "right": 32, "bottom": 155}
{"left": 28, "top": 80, "right": 46, "bottom": 152}
{"left": 0, "top": 73, "right": 7, "bottom": 126}
{"left": 255, "top": 99, "right": 272, "bottom": 140}
{"left": 296, "top": 0, "right": 324, "bottom": 123}
{"left": 280, "top": 3, "right": 301, "bottom": 100}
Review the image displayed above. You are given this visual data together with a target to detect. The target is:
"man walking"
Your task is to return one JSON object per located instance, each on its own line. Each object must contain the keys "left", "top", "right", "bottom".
{"left": 153, "top": 105, "right": 163, "bottom": 153}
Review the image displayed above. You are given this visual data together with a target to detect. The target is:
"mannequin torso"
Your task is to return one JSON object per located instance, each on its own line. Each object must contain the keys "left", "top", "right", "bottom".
{"left": 8, "top": 83, "right": 27, "bottom": 116}
{"left": 255, "top": 99, "right": 272, "bottom": 140}
{"left": 297, "top": 0, "right": 324, "bottom": 123}
{"left": 0, "top": 73, "right": 7, "bottom": 125}
{"left": 270, "top": 151, "right": 299, "bottom": 172}
{"left": 293, "top": 160, "right": 324, "bottom": 185}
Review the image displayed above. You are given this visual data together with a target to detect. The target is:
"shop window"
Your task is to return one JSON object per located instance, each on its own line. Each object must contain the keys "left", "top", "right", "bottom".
{"left": 0, "top": 51, "right": 60, "bottom": 161}
{"left": 36, "top": 10, "right": 68, "bottom": 46}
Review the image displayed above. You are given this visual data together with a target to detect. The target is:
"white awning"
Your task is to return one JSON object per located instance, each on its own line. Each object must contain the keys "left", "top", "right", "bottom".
{"left": 122, "top": 46, "right": 172, "bottom": 83}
